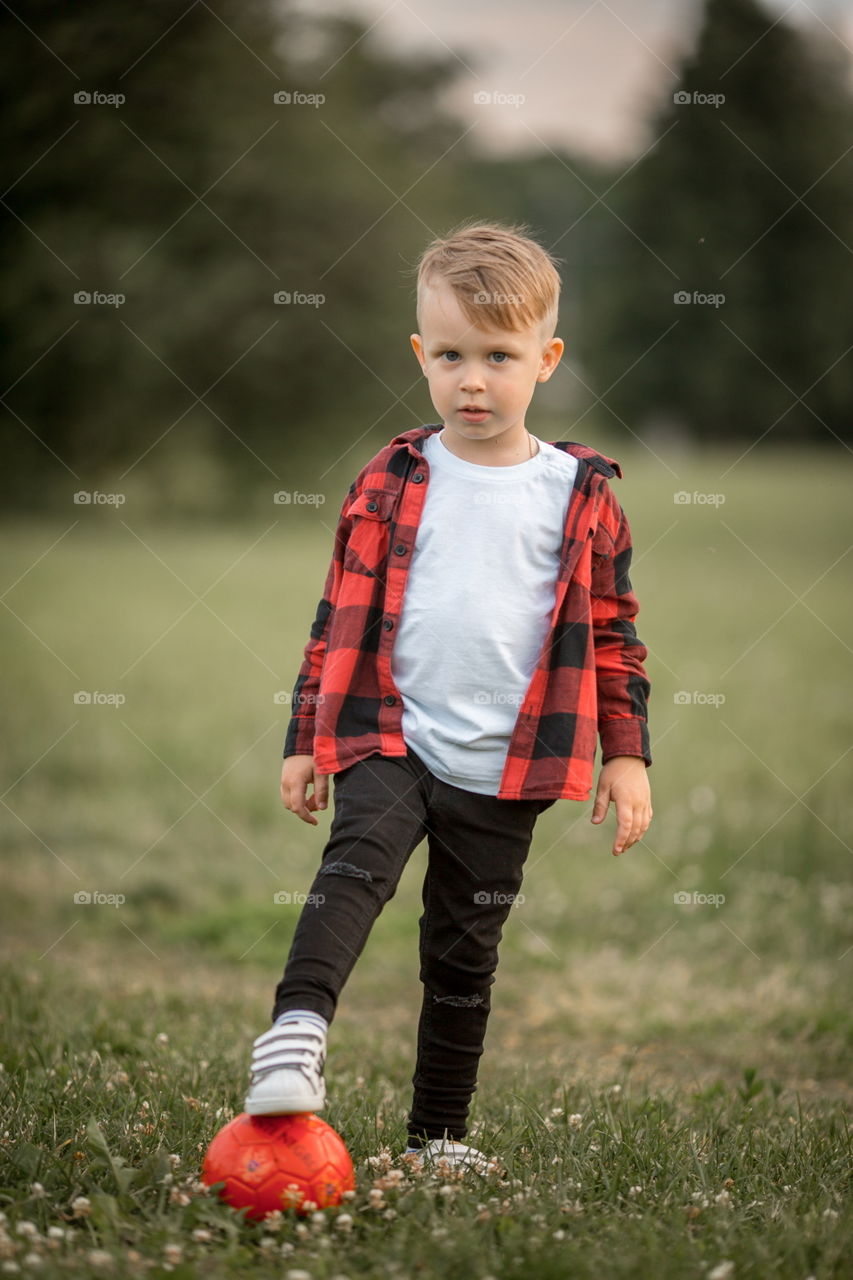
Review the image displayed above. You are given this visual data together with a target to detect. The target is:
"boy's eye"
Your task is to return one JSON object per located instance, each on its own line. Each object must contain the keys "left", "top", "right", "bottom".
{"left": 440, "top": 351, "right": 510, "bottom": 363}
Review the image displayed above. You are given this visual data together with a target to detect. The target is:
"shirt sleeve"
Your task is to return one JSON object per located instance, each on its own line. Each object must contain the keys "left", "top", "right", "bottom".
{"left": 282, "top": 486, "right": 354, "bottom": 759}
{"left": 589, "top": 486, "right": 652, "bottom": 767}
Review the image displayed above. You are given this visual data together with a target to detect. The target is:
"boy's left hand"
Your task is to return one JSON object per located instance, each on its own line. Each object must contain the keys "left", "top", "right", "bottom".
{"left": 591, "top": 756, "right": 652, "bottom": 856}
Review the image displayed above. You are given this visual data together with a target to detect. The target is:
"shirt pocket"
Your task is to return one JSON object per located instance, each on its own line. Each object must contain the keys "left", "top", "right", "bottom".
{"left": 590, "top": 516, "right": 615, "bottom": 562}
{"left": 342, "top": 488, "right": 396, "bottom": 577}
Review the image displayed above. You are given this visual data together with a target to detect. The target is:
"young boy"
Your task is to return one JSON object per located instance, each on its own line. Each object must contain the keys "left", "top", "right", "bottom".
{"left": 245, "top": 220, "right": 652, "bottom": 1171}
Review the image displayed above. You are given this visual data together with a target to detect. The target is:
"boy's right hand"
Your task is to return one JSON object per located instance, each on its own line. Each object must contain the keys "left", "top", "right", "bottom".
{"left": 280, "top": 755, "right": 329, "bottom": 825}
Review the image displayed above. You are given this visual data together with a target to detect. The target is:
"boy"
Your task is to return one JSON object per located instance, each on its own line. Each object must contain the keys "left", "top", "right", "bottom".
{"left": 245, "top": 220, "right": 652, "bottom": 1171}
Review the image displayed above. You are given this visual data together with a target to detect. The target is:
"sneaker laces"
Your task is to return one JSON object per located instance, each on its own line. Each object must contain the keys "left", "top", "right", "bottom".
{"left": 249, "top": 1020, "right": 326, "bottom": 1088}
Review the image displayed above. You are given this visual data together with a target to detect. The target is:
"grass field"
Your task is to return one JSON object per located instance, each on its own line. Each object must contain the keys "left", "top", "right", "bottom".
{"left": 1, "top": 443, "right": 851, "bottom": 1277}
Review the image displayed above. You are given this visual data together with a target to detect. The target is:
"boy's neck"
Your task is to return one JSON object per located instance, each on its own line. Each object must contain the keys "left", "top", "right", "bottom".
{"left": 438, "top": 424, "right": 539, "bottom": 467}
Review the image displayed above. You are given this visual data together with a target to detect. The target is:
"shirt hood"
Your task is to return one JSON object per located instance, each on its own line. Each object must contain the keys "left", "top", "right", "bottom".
{"left": 389, "top": 424, "right": 623, "bottom": 479}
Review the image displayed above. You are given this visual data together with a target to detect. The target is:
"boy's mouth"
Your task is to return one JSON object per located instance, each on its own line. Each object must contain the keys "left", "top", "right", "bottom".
{"left": 459, "top": 407, "right": 490, "bottom": 421}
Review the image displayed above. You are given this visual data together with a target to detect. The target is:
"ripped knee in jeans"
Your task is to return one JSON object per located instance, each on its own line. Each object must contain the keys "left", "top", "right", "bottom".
{"left": 431, "top": 992, "right": 485, "bottom": 1008}
{"left": 317, "top": 860, "right": 373, "bottom": 883}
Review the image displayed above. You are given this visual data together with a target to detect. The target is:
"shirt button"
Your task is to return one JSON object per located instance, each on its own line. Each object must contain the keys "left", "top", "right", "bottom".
{"left": 383, "top": 694, "right": 396, "bottom": 706}
{"left": 412, "top": 473, "right": 424, "bottom": 483}
{"left": 382, "top": 618, "right": 394, "bottom": 630}
{"left": 366, "top": 500, "right": 378, "bottom": 512}
{"left": 394, "top": 543, "right": 407, "bottom": 555}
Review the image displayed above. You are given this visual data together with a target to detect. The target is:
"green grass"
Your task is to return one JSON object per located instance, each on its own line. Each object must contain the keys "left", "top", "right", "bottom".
{"left": 1, "top": 443, "right": 851, "bottom": 1276}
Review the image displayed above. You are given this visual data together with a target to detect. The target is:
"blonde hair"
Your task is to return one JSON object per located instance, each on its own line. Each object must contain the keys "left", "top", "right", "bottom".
{"left": 409, "top": 218, "right": 563, "bottom": 344}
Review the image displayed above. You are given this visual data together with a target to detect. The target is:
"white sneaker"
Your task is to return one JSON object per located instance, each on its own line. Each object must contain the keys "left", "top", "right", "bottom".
{"left": 244, "top": 1015, "right": 327, "bottom": 1115}
{"left": 404, "top": 1138, "right": 494, "bottom": 1173}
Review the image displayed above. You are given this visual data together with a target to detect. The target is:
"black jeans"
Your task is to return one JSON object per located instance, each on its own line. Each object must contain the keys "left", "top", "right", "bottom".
{"left": 272, "top": 746, "right": 555, "bottom": 1145}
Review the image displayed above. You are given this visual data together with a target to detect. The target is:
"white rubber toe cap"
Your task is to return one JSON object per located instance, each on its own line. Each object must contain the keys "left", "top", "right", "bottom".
{"left": 244, "top": 1067, "right": 326, "bottom": 1115}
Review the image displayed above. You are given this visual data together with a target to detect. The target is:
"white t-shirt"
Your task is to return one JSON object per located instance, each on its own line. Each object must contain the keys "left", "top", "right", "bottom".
{"left": 390, "top": 429, "right": 579, "bottom": 794}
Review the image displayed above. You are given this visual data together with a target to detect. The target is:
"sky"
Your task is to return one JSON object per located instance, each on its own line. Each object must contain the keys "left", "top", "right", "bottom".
{"left": 288, "top": 0, "right": 853, "bottom": 161}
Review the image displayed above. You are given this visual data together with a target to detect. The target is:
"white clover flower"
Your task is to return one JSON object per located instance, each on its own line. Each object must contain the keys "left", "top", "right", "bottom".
{"left": 85, "top": 1252, "right": 113, "bottom": 1271}
{"left": 707, "top": 1263, "right": 735, "bottom": 1280}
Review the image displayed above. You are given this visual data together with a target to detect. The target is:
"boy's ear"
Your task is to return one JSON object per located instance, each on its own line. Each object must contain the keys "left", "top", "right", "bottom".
{"left": 410, "top": 333, "right": 426, "bottom": 368}
{"left": 538, "top": 336, "right": 564, "bottom": 380}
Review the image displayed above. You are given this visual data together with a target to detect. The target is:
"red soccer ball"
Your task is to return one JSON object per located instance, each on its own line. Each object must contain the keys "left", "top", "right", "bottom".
{"left": 202, "top": 1112, "right": 355, "bottom": 1220}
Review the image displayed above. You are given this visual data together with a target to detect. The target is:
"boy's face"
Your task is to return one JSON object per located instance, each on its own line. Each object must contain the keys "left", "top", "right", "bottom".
{"left": 410, "top": 279, "right": 564, "bottom": 446}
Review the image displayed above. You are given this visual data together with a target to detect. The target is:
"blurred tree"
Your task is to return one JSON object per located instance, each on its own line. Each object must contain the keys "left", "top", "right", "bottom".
{"left": 580, "top": 0, "right": 853, "bottom": 444}
{"left": 0, "top": 2, "right": 484, "bottom": 512}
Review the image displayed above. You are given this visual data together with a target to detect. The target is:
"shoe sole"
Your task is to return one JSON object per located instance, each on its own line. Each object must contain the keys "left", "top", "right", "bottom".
{"left": 244, "top": 1092, "right": 325, "bottom": 1115}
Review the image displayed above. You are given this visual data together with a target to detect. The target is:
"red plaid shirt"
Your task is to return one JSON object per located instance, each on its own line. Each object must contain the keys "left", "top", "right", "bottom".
{"left": 284, "top": 424, "right": 651, "bottom": 800}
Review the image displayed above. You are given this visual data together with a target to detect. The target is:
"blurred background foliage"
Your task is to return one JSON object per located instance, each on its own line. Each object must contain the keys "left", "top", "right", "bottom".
{"left": 2, "top": 0, "right": 853, "bottom": 517}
